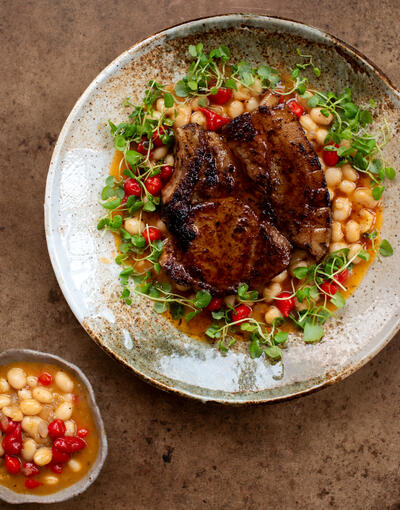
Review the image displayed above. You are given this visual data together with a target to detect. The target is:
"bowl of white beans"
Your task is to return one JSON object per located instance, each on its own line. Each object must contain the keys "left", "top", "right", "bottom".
{"left": 0, "top": 349, "right": 108, "bottom": 504}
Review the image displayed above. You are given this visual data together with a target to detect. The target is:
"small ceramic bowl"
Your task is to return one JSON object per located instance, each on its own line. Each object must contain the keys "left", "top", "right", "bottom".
{"left": 0, "top": 349, "right": 108, "bottom": 504}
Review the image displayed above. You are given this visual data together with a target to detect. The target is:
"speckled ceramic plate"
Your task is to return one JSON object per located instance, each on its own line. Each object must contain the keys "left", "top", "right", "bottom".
{"left": 45, "top": 14, "right": 400, "bottom": 404}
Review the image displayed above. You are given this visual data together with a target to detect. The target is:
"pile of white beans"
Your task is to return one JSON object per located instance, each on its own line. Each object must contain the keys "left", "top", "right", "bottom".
{"left": 0, "top": 367, "right": 83, "bottom": 485}
{"left": 122, "top": 81, "right": 379, "bottom": 323}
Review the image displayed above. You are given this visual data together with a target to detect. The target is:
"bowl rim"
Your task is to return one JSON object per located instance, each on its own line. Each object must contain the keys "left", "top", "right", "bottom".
{"left": 0, "top": 349, "right": 108, "bottom": 504}
{"left": 44, "top": 13, "right": 400, "bottom": 405}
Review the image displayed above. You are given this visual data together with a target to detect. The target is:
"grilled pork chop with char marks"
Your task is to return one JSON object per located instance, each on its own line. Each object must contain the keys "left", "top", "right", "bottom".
{"left": 223, "top": 104, "right": 331, "bottom": 259}
{"left": 161, "top": 197, "right": 291, "bottom": 295}
{"left": 160, "top": 124, "right": 292, "bottom": 295}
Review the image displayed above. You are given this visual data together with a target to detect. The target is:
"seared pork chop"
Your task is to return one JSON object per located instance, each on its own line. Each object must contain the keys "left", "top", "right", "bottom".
{"left": 160, "top": 197, "right": 291, "bottom": 295}
{"left": 160, "top": 124, "right": 292, "bottom": 294}
{"left": 162, "top": 123, "right": 239, "bottom": 249}
{"left": 223, "top": 105, "right": 331, "bottom": 259}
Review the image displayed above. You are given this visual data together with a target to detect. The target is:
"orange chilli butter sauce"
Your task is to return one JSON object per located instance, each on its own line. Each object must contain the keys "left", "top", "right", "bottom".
{"left": 0, "top": 362, "right": 98, "bottom": 495}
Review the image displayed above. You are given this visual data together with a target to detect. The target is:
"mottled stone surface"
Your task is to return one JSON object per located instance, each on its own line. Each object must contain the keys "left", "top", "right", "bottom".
{"left": 1, "top": 1, "right": 400, "bottom": 509}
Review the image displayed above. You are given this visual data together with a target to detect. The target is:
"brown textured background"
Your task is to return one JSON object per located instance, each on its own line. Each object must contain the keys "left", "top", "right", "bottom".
{"left": 1, "top": 1, "right": 400, "bottom": 509}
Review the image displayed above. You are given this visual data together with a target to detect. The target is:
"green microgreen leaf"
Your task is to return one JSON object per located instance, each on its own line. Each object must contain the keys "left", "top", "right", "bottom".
{"left": 205, "top": 323, "right": 221, "bottom": 339}
{"left": 330, "top": 292, "right": 346, "bottom": 309}
{"left": 264, "top": 345, "right": 282, "bottom": 361}
{"left": 102, "top": 198, "right": 121, "bottom": 210}
{"left": 379, "top": 239, "right": 393, "bottom": 257}
{"left": 372, "top": 186, "right": 385, "bottom": 200}
{"left": 237, "top": 283, "right": 258, "bottom": 301}
{"left": 273, "top": 331, "right": 288, "bottom": 344}
{"left": 293, "top": 266, "right": 309, "bottom": 279}
{"left": 169, "top": 302, "right": 184, "bottom": 320}
{"left": 303, "top": 323, "right": 325, "bottom": 343}
{"left": 385, "top": 167, "right": 396, "bottom": 180}
{"left": 249, "top": 335, "right": 263, "bottom": 359}
{"left": 193, "top": 290, "right": 212, "bottom": 309}
{"left": 154, "top": 301, "right": 168, "bottom": 314}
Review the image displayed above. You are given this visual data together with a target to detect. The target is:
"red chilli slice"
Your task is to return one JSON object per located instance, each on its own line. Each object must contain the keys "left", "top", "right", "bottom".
{"left": 320, "top": 281, "right": 339, "bottom": 296}
{"left": 231, "top": 304, "right": 252, "bottom": 322}
{"left": 25, "top": 479, "right": 42, "bottom": 489}
{"left": 288, "top": 100, "right": 304, "bottom": 118}
{"left": 275, "top": 292, "right": 295, "bottom": 317}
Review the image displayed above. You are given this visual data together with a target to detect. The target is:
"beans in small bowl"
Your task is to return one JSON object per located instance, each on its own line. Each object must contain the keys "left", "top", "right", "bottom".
{"left": 0, "top": 350, "right": 107, "bottom": 504}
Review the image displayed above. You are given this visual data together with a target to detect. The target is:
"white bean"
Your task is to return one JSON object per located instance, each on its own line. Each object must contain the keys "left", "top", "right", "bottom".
{"left": 190, "top": 111, "right": 207, "bottom": 128}
{"left": 315, "top": 127, "right": 329, "bottom": 145}
{"left": 353, "top": 188, "right": 378, "bottom": 208}
{"left": 330, "top": 242, "right": 348, "bottom": 253}
{"left": 22, "top": 416, "right": 40, "bottom": 436}
{"left": 34, "top": 447, "right": 52, "bottom": 466}
{"left": 20, "top": 399, "right": 42, "bottom": 416}
{"left": 339, "top": 179, "right": 356, "bottom": 195}
{"left": 152, "top": 145, "right": 168, "bottom": 161}
{"left": 18, "top": 389, "right": 32, "bottom": 400}
{"left": 332, "top": 221, "right": 344, "bottom": 242}
{"left": 174, "top": 104, "right": 192, "bottom": 127}
{"left": 154, "top": 218, "right": 168, "bottom": 234}
{"left": 359, "top": 209, "right": 374, "bottom": 233}
{"left": 224, "top": 295, "right": 236, "bottom": 307}
{"left": 342, "top": 164, "right": 358, "bottom": 182}
{"left": 55, "top": 371, "right": 74, "bottom": 393}
{"left": 348, "top": 243, "right": 363, "bottom": 264}
{"left": 155, "top": 97, "right": 165, "bottom": 112}
{"left": 7, "top": 368, "right": 27, "bottom": 390}
{"left": 0, "top": 395, "right": 11, "bottom": 409}
{"left": 227, "top": 100, "right": 244, "bottom": 118}
{"left": 0, "top": 379, "right": 9, "bottom": 393}
{"left": 43, "top": 475, "right": 59, "bottom": 485}
{"left": 55, "top": 402, "right": 73, "bottom": 421}
{"left": 3, "top": 406, "right": 23, "bottom": 421}
{"left": 299, "top": 114, "right": 318, "bottom": 133}
{"left": 263, "top": 283, "right": 282, "bottom": 303}
{"left": 249, "top": 78, "right": 263, "bottom": 96}
{"left": 64, "top": 420, "right": 76, "bottom": 437}
{"left": 233, "top": 85, "right": 251, "bottom": 100}
{"left": 164, "top": 154, "right": 174, "bottom": 166}
{"left": 68, "top": 459, "right": 82, "bottom": 472}
{"left": 325, "top": 167, "right": 342, "bottom": 187}
{"left": 345, "top": 220, "right": 361, "bottom": 243}
{"left": 124, "top": 217, "right": 145, "bottom": 236}
{"left": 38, "top": 418, "right": 48, "bottom": 438}
{"left": 328, "top": 188, "right": 334, "bottom": 201}
{"left": 21, "top": 438, "right": 37, "bottom": 461}
{"left": 271, "top": 270, "right": 288, "bottom": 283}
{"left": 310, "top": 107, "right": 333, "bottom": 125}
{"left": 32, "top": 387, "right": 53, "bottom": 404}
{"left": 264, "top": 306, "right": 283, "bottom": 325}
{"left": 245, "top": 97, "right": 259, "bottom": 112}
{"left": 333, "top": 197, "right": 352, "bottom": 221}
